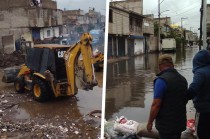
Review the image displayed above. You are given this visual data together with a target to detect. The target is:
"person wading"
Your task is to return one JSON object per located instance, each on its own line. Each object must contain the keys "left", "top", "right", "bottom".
{"left": 147, "top": 54, "right": 188, "bottom": 139}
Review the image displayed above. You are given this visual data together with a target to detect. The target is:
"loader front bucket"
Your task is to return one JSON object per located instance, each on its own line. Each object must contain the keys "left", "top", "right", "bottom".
{"left": 2, "top": 66, "right": 21, "bottom": 83}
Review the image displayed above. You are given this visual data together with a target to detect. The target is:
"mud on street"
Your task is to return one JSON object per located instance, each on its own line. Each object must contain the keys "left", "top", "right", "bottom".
{"left": 0, "top": 68, "right": 103, "bottom": 139}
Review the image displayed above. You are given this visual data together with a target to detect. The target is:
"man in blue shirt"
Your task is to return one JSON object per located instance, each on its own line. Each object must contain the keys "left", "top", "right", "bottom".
{"left": 147, "top": 54, "right": 188, "bottom": 139}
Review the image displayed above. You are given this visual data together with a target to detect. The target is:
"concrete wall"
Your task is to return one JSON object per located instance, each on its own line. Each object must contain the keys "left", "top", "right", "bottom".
{"left": 111, "top": 0, "right": 143, "bottom": 15}
{"left": 0, "top": 28, "right": 30, "bottom": 52}
{"left": 0, "top": 8, "right": 62, "bottom": 29}
{"left": 0, "top": 0, "right": 57, "bottom": 10}
{"left": 109, "top": 7, "right": 129, "bottom": 35}
{"left": 2, "top": 35, "right": 14, "bottom": 54}
{"left": 0, "top": 0, "right": 29, "bottom": 10}
{"left": 0, "top": 9, "right": 29, "bottom": 29}
{"left": 143, "top": 14, "right": 154, "bottom": 35}
{"left": 150, "top": 36, "right": 158, "bottom": 52}
{"left": 134, "top": 38, "right": 144, "bottom": 55}
{"left": 129, "top": 13, "right": 143, "bottom": 36}
{"left": 41, "top": 0, "right": 57, "bottom": 9}
{"left": 28, "top": 8, "right": 63, "bottom": 27}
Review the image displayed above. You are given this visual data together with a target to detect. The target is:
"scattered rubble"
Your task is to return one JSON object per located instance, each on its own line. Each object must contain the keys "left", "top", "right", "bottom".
{"left": 0, "top": 52, "right": 25, "bottom": 68}
{"left": 0, "top": 88, "right": 101, "bottom": 138}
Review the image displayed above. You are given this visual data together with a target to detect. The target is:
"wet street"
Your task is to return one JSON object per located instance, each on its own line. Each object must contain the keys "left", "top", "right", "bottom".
{"left": 105, "top": 46, "right": 198, "bottom": 122}
{"left": 0, "top": 71, "right": 103, "bottom": 138}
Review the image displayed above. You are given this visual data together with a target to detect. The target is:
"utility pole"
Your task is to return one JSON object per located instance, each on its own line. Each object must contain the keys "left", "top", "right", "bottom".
{"left": 203, "top": 0, "right": 207, "bottom": 49}
{"left": 181, "top": 18, "right": 187, "bottom": 31}
{"left": 181, "top": 17, "right": 187, "bottom": 46}
{"left": 199, "top": 0, "right": 203, "bottom": 50}
{"left": 158, "top": 0, "right": 161, "bottom": 51}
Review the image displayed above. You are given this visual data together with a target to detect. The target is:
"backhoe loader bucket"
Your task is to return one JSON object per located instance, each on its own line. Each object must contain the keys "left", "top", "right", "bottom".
{"left": 2, "top": 66, "right": 20, "bottom": 83}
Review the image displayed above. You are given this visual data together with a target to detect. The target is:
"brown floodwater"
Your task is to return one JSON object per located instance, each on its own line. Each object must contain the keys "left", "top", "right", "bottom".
{"left": 0, "top": 70, "right": 103, "bottom": 138}
{"left": 105, "top": 46, "right": 198, "bottom": 122}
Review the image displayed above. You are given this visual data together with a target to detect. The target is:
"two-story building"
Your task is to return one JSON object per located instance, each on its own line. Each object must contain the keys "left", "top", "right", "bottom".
{"left": 108, "top": 0, "right": 144, "bottom": 58}
{"left": 0, "top": 0, "right": 63, "bottom": 53}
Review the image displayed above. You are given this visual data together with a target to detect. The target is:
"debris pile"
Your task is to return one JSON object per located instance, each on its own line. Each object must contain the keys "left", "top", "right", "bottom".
{"left": 0, "top": 120, "right": 71, "bottom": 138}
{"left": 0, "top": 52, "right": 25, "bottom": 68}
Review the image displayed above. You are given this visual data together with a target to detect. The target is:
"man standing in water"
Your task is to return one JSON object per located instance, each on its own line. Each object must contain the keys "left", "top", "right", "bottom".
{"left": 147, "top": 54, "right": 188, "bottom": 139}
{"left": 188, "top": 50, "right": 210, "bottom": 139}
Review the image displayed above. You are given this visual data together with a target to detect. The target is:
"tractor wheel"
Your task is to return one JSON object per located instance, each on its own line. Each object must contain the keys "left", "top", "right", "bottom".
{"left": 14, "top": 76, "right": 25, "bottom": 93}
{"left": 32, "top": 78, "right": 50, "bottom": 102}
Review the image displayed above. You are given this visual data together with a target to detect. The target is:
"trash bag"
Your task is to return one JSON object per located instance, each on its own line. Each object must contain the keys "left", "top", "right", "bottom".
{"left": 181, "top": 129, "right": 196, "bottom": 139}
{"left": 104, "top": 120, "right": 119, "bottom": 138}
{"left": 114, "top": 119, "right": 140, "bottom": 135}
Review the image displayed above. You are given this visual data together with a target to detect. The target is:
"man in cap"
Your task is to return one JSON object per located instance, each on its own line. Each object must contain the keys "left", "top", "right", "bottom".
{"left": 147, "top": 54, "right": 188, "bottom": 139}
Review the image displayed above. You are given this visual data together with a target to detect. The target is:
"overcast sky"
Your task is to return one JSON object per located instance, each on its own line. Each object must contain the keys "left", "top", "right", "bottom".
{"left": 57, "top": 0, "right": 210, "bottom": 34}
{"left": 56, "top": 0, "right": 107, "bottom": 15}
{"left": 144, "top": 0, "right": 210, "bottom": 34}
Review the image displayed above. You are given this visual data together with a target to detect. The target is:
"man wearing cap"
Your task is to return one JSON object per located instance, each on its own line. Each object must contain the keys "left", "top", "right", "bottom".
{"left": 147, "top": 54, "right": 188, "bottom": 139}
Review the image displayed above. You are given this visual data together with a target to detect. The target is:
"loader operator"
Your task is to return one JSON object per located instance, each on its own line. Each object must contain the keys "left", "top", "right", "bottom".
{"left": 147, "top": 54, "right": 188, "bottom": 139}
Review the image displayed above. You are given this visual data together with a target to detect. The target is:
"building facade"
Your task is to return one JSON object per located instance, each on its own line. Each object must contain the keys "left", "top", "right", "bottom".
{"left": 154, "top": 17, "right": 171, "bottom": 37}
{"left": 108, "top": 0, "right": 144, "bottom": 58}
{"left": 62, "top": 8, "right": 105, "bottom": 42}
{"left": 143, "top": 14, "right": 157, "bottom": 52}
{"left": 0, "top": 0, "right": 62, "bottom": 53}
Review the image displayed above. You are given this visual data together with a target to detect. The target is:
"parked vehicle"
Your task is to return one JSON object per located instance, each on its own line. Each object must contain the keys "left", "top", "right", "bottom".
{"left": 161, "top": 38, "right": 176, "bottom": 52}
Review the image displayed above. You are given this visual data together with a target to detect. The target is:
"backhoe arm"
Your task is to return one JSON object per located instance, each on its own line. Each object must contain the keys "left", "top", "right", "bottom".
{"left": 64, "top": 33, "right": 97, "bottom": 96}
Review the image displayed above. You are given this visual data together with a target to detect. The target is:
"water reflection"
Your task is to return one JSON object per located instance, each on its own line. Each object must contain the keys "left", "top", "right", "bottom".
{"left": 105, "top": 47, "right": 199, "bottom": 122}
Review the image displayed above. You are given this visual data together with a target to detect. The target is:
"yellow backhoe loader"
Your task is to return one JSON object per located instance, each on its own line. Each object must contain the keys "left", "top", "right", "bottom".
{"left": 13, "top": 33, "right": 98, "bottom": 102}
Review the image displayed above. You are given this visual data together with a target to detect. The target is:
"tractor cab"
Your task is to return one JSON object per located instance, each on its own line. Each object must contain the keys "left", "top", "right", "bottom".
{"left": 26, "top": 44, "right": 70, "bottom": 81}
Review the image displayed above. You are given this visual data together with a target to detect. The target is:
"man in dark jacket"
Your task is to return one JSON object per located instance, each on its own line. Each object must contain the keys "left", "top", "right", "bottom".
{"left": 147, "top": 54, "right": 188, "bottom": 139}
{"left": 188, "top": 50, "right": 210, "bottom": 139}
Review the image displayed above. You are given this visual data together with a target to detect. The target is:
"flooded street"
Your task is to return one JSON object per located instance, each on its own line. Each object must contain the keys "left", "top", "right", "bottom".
{"left": 105, "top": 46, "right": 198, "bottom": 123}
{"left": 0, "top": 71, "right": 103, "bottom": 138}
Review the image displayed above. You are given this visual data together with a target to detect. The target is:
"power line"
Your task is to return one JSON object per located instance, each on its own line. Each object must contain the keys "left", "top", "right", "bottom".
{"left": 171, "top": 5, "right": 199, "bottom": 17}
{"left": 161, "top": 1, "right": 200, "bottom": 16}
{"left": 160, "top": 0, "right": 165, "bottom": 4}
{"left": 161, "top": 0, "right": 199, "bottom": 9}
